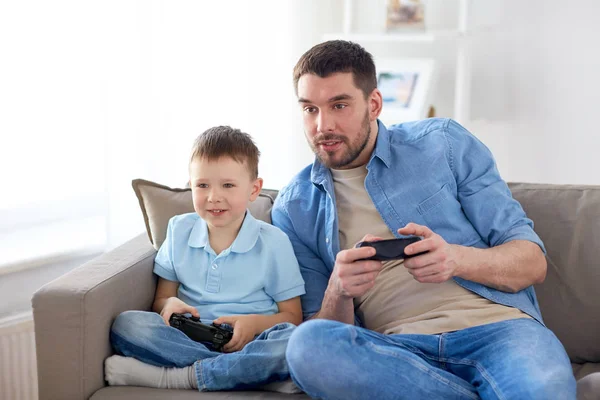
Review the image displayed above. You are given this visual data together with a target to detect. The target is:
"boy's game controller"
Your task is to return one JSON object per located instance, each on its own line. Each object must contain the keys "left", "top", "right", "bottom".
{"left": 356, "top": 237, "right": 426, "bottom": 261}
{"left": 169, "top": 313, "right": 233, "bottom": 351}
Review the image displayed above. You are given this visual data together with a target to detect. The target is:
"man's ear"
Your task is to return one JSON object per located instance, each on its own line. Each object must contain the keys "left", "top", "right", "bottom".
{"left": 369, "top": 88, "right": 383, "bottom": 121}
{"left": 249, "top": 177, "right": 264, "bottom": 201}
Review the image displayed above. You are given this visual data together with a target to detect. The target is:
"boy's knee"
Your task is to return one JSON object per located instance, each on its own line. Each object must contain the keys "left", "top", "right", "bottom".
{"left": 111, "top": 310, "right": 159, "bottom": 337}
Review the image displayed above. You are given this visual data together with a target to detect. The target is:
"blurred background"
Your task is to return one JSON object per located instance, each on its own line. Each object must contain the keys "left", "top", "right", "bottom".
{"left": 1, "top": 0, "right": 599, "bottom": 322}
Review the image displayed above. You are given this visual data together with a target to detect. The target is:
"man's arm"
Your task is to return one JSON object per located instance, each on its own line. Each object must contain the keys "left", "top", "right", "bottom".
{"left": 310, "top": 243, "right": 382, "bottom": 324}
{"left": 401, "top": 223, "right": 546, "bottom": 293}
{"left": 402, "top": 119, "right": 546, "bottom": 292}
{"left": 311, "top": 288, "right": 354, "bottom": 324}
{"left": 453, "top": 239, "right": 546, "bottom": 292}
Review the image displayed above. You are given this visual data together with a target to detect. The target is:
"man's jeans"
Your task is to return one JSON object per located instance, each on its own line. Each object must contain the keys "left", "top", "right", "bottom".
{"left": 110, "top": 311, "right": 295, "bottom": 391}
{"left": 286, "top": 318, "right": 576, "bottom": 400}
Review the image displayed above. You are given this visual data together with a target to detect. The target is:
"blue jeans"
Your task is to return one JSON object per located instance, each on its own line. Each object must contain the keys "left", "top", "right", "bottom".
{"left": 110, "top": 310, "right": 295, "bottom": 391}
{"left": 286, "top": 318, "right": 576, "bottom": 400}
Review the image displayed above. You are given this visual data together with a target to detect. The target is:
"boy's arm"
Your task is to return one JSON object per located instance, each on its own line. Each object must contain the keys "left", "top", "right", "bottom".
{"left": 152, "top": 277, "right": 200, "bottom": 324}
{"left": 252, "top": 297, "right": 303, "bottom": 328}
{"left": 152, "top": 277, "right": 179, "bottom": 313}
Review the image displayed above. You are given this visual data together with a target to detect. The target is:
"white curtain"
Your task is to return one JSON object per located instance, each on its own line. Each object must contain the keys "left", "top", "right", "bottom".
{"left": 0, "top": 1, "right": 335, "bottom": 260}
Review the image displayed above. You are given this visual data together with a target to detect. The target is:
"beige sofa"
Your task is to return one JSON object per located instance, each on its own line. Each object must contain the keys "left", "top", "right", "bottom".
{"left": 32, "top": 183, "right": 600, "bottom": 400}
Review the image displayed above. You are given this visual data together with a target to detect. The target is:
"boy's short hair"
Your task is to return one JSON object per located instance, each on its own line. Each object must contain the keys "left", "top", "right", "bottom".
{"left": 293, "top": 40, "right": 377, "bottom": 99}
{"left": 190, "top": 126, "right": 260, "bottom": 179}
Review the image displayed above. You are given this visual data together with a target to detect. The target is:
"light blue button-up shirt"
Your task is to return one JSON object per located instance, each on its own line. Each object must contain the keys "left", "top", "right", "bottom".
{"left": 154, "top": 211, "right": 306, "bottom": 323}
{"left": 272, "top": 118, "right": 545, "bottom": 325}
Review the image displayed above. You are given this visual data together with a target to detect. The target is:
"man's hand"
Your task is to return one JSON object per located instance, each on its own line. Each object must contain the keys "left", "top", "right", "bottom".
{"left": 329, "top": 234, "right": 385, "bottom": 299}
{"left": 399, "top": 223, "right": 459, "bottom": 284}
{"left": 213, "top": 315, "right": 262, "bottom": 353}
{"left": 159, "top": 297, "right": 200, "bottom": 326}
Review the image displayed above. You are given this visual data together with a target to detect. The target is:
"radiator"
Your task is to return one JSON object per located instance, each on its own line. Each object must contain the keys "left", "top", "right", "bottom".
{"left": 0, "top": 314, "right": 38, "bottom": 400}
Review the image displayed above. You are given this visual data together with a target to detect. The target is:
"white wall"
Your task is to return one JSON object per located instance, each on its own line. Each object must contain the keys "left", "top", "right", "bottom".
{"left": 469, "top": 0, "right": 600, "bottom": 185}
{"left": 351, "top": 0, "right": 600, "bottom": 185}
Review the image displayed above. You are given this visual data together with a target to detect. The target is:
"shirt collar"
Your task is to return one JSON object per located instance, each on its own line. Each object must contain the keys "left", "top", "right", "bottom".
{"left": 370, "top": 119, "right": 392, "bottom": 168}
{"left": 188, "top": 210, "right": 261, "bottom": 254}
{"left": 310, "top": 119, "right": 391, "bottom": 186}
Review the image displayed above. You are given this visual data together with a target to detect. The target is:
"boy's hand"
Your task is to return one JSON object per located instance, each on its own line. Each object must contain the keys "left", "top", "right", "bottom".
{"left": 160, "top": 297, "right": 200, "bottom": 326}
{"left": 213, "top": 315, "right": 261, "bottom": 353}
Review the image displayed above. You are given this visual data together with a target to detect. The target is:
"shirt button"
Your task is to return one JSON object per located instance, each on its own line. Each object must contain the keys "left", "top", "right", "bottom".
{"left": 212, "top": 264, "right": 218, "bottom": 270}
{"left": 325, "top": 237, "right": 330, "bottom": 244}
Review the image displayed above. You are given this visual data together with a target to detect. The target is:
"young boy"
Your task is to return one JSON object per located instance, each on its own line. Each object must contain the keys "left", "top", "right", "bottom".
{"left": 104, "top": 126, "right": 305, "bottom": 392}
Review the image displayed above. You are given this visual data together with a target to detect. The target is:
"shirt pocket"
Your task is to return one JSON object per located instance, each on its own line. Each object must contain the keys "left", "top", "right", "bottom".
{"left": 417, "top": 184, "right": 450, "bottom": 215}
{"left": 416, "top": 184, "right": 481, "bottom": 246}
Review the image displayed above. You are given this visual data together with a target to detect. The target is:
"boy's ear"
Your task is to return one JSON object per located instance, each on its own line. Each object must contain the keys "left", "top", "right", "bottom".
{"left": 250, "top": 177, "right": 264, "bottom": 201}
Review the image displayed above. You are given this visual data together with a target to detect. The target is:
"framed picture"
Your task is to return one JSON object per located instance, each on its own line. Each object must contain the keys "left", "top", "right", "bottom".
{"left": 385, "top": 0, "right": 426, "bottom": 32}
{"left": 376, "top": 58, "right": 437, "bottom": 125}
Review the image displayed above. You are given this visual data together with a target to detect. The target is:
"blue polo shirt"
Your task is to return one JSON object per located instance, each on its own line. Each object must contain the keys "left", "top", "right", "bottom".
{"left": 153, "top": 211, "right": 305, "bottom": 323}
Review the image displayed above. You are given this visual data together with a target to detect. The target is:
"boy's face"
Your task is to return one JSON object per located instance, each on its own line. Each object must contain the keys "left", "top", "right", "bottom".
{"left": 189, "top": 156, "right": 262, "bottom": 233}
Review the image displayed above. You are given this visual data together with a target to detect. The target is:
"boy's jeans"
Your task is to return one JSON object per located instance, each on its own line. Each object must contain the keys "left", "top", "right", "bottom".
{"left": 110, "top": 311, "right": 295, "bottom": 391}
{"left": 286, "top": 318, "right": 576, "bottom": 400}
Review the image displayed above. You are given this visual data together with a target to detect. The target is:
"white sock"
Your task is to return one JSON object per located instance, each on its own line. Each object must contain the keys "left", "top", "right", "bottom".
{"left": 104, "top": 355, "right": 198, "bottom": 390}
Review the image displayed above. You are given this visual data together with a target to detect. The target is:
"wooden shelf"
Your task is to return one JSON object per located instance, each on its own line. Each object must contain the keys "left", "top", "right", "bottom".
{"left": 323, "top": 30, "right": 464, "bottom": 43}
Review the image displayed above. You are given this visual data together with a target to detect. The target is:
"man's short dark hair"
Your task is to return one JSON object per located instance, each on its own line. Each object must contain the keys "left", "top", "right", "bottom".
{"left": 293, "top": 40, "right": 377, "bottom": 99}
{"left": 190, "top": 126, "right": 260, "bottom": 179}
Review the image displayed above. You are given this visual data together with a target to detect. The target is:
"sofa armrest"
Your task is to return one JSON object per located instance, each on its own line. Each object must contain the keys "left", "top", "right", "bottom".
{"left": 32, "top": 233, "right": 157, "bottom": 400}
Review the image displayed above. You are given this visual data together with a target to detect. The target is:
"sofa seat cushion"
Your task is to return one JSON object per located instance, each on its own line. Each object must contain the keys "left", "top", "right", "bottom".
{"left": 90, "top": 386, "right": 310, "bottom": 399}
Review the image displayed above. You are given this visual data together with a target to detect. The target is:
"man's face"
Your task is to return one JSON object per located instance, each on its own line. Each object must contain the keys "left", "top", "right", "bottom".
{"left": 297, "top": 72, "right": 380, "bottom": 169}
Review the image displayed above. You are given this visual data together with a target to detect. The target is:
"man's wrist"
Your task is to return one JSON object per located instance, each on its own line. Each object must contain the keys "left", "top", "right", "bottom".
{"left": 324, "top": 286, "right": 351, "bottom": 303}
{"left": 450, "top": 244, "right": 465, "bottom": 278}
{"left": 452, "top": 244, "right": 482, "bottom": 279}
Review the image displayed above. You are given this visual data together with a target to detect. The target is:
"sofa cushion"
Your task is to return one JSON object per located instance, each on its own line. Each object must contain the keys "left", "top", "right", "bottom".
{"left": 508, "top": 183, "right": 600, "bottom": 364}
{"left": 132, "top": 179, "right": 277, "bottom": 250}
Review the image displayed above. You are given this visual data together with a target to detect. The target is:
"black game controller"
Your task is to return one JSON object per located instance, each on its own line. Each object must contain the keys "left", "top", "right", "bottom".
{"left": 169, "top": 313, "right": 233, "bottom": 351}
{"left": 356, "top": 237, "right": 425, "bottom": 261}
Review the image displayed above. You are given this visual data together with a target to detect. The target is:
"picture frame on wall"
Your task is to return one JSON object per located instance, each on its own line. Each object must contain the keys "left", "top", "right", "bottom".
{"left": 385, "top": 0, "right": 426, "bottom": 32}
{"left": 376, "top": 58, "right": 437, "bottom": 125}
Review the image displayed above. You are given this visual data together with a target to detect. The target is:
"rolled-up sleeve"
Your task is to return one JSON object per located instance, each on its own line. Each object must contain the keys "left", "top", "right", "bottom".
{"left": 444, "top": 119, "right": 546, "bottom": 253}
{"left": 272, "top": 194, "right": 331, "bottom": 321}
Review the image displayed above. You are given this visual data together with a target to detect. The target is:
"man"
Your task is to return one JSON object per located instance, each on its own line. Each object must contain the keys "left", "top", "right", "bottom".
{"left": 271, "top": 40, "right": 575, "bottom": 399}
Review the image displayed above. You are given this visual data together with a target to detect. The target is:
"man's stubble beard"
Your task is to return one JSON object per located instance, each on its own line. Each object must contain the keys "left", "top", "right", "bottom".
{"left": 309, "top": 110, "right": 372, "bottom": 169}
